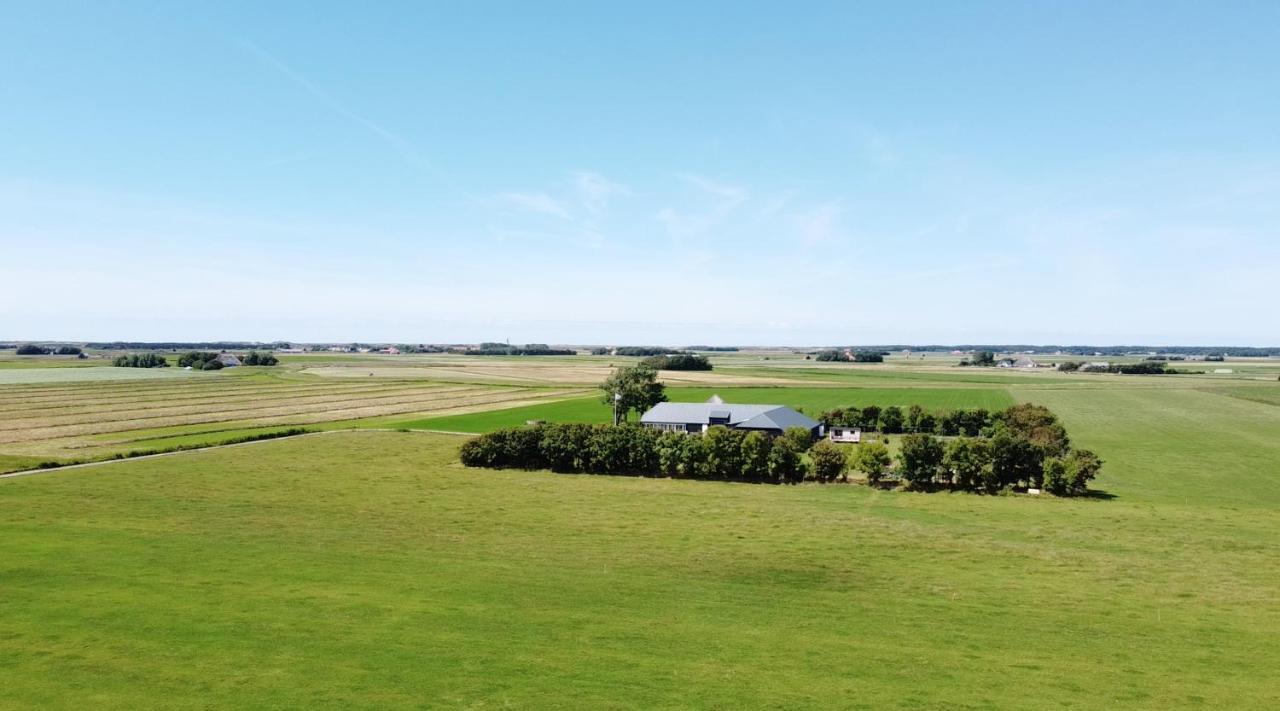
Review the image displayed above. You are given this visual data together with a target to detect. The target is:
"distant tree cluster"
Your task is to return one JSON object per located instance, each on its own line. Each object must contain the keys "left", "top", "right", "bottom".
{"left": 686, "top": 346, "right": 739, "bottom": 352}
{"left": 850, "top": 345, "right": 1280, "bottom": 357}
{"left": 612, "top": 346, "right": 682, "bottom": 357}
{"left": 1058, "top": 361, "right": 1176, "bottom": 375}
{"left": 112, "top": 353, "right": 168, "bottom": 368}
{"left": 88, "top": 341, "right": 286, "bottom": 350}
{"left": 640, "top": 353, "right": 712, "bottom": 371}
{"left": 814, "top": 350, "right": 885, "bottom": 362}
{"left": 241, "top": 351, "right": 278, "bottom": 366}
{"left": 395, "top": 344, "right": 447, "bottom": 353}
{"left": 15, "top": 345, "right": 81, "bottom": 355}
{"left": 461, "top": 423, "right": 817, "bottom": 484}
{"left": 468, "top": 343, "right": 576, "bottom": 356}
{"left": 177, "top": 352, "right": 224, "bottom": 370}
{"left": 819, "top": 404, "right": 992, "bottom": 436}
{"left": 959, "top": 350, "right": 997, "bottom": 367}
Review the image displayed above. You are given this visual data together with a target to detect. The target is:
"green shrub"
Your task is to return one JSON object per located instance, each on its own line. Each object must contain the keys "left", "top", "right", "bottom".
{"left": 898, "top": 433, "right": 945, "bottom": 489}
{"left": 809, "top": 440, "right": 847, "bottom": 483}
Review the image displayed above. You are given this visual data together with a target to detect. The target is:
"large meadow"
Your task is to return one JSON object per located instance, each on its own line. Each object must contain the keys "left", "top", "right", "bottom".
{"left": 2, "top": 350, "right": 1279, "bottom": 707}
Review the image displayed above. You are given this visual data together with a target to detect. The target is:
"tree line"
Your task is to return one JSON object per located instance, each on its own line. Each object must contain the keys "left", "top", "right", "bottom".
{"left": 175, "top": 351, "right": 278, "bottom": 370}
{"left": 815, "top": 350, "right": 885, "bottom": 362}
{"left": 1058, "top": 361, "right": 1177, "bottom": 374}
{"left": 819, "top": 404, "right": 992, "bottom": 436}
{"left": 468, "top": 343, "right": 576, "bottom": 356}
{"left": 15, "top": 345, "right": 82, "bottom": 355}
{"left": 87, "top": 341, "right": 289, "bottom": 350}
{"left": 461, "top": 403, "right": 1101, "bottom": 497}
{"left": 461, "top": 423, "right": 815, "bottom": 484}
{"left": 640, "top": 353, "right": 712, "bottom": 371}
{"left": 112, "top": 353, "right": 168, "bottom": 368}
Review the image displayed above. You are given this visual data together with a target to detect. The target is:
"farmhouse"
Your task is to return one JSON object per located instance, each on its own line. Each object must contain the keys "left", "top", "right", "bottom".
{"left": 215, "top": 353, "right": 242, "bottom": 367}
{"left": 640, "top": 398, "right": 822, "bottom": 437}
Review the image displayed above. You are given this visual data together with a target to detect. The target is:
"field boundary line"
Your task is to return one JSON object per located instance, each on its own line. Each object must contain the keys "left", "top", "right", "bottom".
{"left": 0, "top": 428, "right": 469, "bottom": 481}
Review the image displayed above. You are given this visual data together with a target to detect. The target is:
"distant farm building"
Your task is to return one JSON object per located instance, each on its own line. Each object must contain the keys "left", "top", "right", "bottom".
{"left": 215, "top": 353, "right": 242, "bottom": 367}
{"left": 828, "top": 426, "right": 861, "bottom": 443}
{"left": 640, "top": 397, "right": 821, "bottom": 437}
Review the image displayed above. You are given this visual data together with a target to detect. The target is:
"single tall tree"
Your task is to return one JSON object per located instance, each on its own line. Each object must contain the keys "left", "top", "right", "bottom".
{"left": 600, "top": 365, "right": 667, "bottom": 423}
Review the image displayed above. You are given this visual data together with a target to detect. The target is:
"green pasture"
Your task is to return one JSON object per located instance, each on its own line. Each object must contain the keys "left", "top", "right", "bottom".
{"left": 2, "top": 420, "right": 1278, "bottom": 708}
{"left": 392, "top": 386, "right": 1015, "bottom": 433}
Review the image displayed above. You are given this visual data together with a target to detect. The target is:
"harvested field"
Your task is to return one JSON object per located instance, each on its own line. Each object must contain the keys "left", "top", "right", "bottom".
{"left": 0, "top": 372, "right": 584, "bottom": 466}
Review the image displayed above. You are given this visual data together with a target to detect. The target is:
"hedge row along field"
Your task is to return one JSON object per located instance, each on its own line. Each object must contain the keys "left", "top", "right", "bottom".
{"left": 461, "top": 404, "right": 1102, "bottom": 496}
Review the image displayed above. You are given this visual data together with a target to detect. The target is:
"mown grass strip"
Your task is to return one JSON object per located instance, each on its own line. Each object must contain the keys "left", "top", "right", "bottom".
{"left": 0, "top": 386, "right": 504, "bottom": 441}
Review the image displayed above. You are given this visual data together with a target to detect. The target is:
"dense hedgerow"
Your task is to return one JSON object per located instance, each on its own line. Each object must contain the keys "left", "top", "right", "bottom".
{"left": 819, "top": 404, "right": 992, "bottom": 436}
{"left": 112, "top": 353, "right": 168, "bottom": 368}
{"left": 461, "top": 404, "right": 1102, "bottom": 496}
{"left": 639, "top": 353, "right": 712, "bottom": 371}
{"left": 461, "top": 423, "right": 812, "bottom": 484}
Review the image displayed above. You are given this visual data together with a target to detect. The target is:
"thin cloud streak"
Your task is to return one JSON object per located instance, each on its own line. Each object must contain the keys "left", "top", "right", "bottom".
{"left": 235, "top": 38, "right": 419, "bottom": 159}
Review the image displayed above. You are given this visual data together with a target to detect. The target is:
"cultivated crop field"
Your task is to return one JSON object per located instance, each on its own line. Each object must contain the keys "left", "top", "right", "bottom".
{"left": 2, "top": 354, "right": 1279, "bottom": 708}
{"left": 0, "top": 367, "right": 583, "bottom": 468}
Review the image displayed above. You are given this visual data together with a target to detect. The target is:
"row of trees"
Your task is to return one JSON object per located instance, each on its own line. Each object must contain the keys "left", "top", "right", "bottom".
{"left": 88, "top": 341, "right": 287, "bottom": 350}
{"left": 461, "top": 423, "right": 819, "bottom": 484}
{"left": 15, "top": 345, "right": 82, "bottom": 355}
{"left": 815, "top": 350, "right": 885, "bottom": 362}
{"left": 459, "top": 414, "right": 1101, "bottom": 496}
{"left": 178, "top": 352, "right": 225, "bottom": 370}
{"left": 241, "top": 351, "right": 279, "bottom": 366}
{"left": 639, "top": 353, "right": 712, "bottom": 371}
{"left": 112, "top": 353, "right": 168, "bottom": 368}
{"left": 890, "top": 431, "right": 1099, "bottom": 495}
{"left": 820, "top": 404, "right": 993, "bottom": 436}
{"left": 1058, "top": 361, "right": 1174, "bottom": 374}
{"left": 609, "top": 346, "right": 682, "bottom": 357}
{"left": 958, "top": 350, "right": 998, "bottom": 367}
{"left": 468, "top": 343, "right": 576, "bottom": 356}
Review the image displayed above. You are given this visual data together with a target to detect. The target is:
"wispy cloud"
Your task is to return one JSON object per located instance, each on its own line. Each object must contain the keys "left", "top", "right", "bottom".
{"left": 498, "top": 192, "right": 571, "bottom": 219}
{"left": 236, "top": 39, "right": 419, "bottom": 160}
{"left": 655, "top": 174, "right": 749, "bottom": 243}
{"left": 790, "top": 201, "right": 846, "bottom": 247}
{"left": 572, "top": 171, "right": 631, "bottom": 214}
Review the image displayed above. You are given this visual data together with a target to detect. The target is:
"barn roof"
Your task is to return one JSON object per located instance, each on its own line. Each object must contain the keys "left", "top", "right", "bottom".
{"left": 640, "top": 402, "right": 819, "bottom": 431}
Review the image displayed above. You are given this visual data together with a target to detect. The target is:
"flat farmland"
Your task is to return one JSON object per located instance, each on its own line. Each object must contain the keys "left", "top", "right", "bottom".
{"left": 390, "top": 386, "right": 1016, "bottom": 433}
{"left": 0, "top": 372, "right": 583, "bottom": 468}
{"left": 2, "top": 427, "right": 1278, "bottom": 708}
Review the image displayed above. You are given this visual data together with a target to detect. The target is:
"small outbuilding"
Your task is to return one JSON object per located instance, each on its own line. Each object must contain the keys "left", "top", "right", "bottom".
{"left": 215, "top": 353, "right": 242, "bottom": 367}
{"left": 828, "top": 426, "right": 861, "bottom": 443}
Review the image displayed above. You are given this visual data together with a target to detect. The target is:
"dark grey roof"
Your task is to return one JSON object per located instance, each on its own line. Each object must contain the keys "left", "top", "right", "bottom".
{"left": 640, "top": 402, "right": 819, "bottom": 431}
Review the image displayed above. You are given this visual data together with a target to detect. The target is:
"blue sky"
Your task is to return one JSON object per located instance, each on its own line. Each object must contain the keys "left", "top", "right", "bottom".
{"left": 3, "top": 1, "right": 1278, "bottom": 345}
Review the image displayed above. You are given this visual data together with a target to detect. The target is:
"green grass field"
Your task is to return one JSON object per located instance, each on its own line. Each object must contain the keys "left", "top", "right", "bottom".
{"left": 393, "top": 386, "right": 1015, "bottom": 433}
{"left": 2, "top": 355, "right": 1279, "bottom": 707}
{"left": 3, "top": 414, "right": 1278, "bottom": 708}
